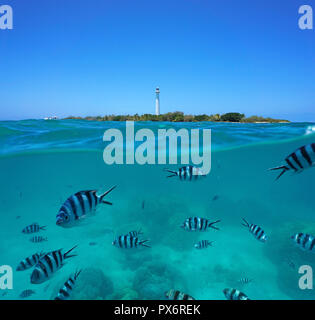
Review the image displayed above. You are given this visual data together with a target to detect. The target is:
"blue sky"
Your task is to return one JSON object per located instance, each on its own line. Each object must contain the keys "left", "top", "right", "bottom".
{"left": 0, "top": 0, "right": 314, "bottom": 121}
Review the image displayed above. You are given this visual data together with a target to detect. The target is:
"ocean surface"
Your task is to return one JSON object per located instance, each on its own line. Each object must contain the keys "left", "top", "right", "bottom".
{"left": 1, "top": 119, "right": 315, "bottom": 300}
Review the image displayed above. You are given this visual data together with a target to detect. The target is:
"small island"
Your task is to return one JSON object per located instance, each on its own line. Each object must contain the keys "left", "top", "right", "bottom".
{"left": 64, "top": 112, "right": 289, "bottom": 123}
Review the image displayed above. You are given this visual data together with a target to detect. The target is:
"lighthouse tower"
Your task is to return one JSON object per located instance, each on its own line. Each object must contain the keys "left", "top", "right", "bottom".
{"left": 155, "top": 87, "right": 160, "bottom": 116}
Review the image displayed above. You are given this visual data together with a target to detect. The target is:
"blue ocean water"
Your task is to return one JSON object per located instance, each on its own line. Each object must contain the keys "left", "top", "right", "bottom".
{"left": 0, "top": 120, "right": 315, "bottom": 300}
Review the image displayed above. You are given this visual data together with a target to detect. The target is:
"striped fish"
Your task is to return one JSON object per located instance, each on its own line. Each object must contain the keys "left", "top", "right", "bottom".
{"left": 56, "top": 186, "right": 116, "bottom": 227}
{"left": 54, "top": 270, "right": 81, "bottom": 300}
{"left": 194, "top": 240, "right": 213, "bottom": 249}
{"left": 181, "top": 217, "right": 221, "bottom": 231}
{"left": 16, "top": 252, "right": 46, "bottom": 271}
{"left": 165, "top": 289, "right": 195, "bottom": 300}
{"left": 291, "top": 233, "right": 315, "bottom": 252}
{"left": 112, "top": 235, "right": 150, "bottom": 249}
{"left": 223, "top": 288, "right": 250, "bottom": 300}
{"left": 30, "top": 246, "right": 77, "bottom": 284}
{"left": 238, "top": 278, "right": 252, "bottom": 285}
{"left": 30, "top": 236, "right": 48, "bottom": 243}
{"left": 164, "top": 165, "right": 206, "bottom": 181}
{"left": 269, "top": 143, "right": 315, "bottom": 180}
{"left": 19, "top": 290, "right": 35, "bottom": 299}
{"left": 128, "top": 229, "right": 143, "bottom": 237}
{"left": 22, "top": 223, "right": 46, "bottom": 234}
{"left": 241, "top": 218, "right": 267, "bottom": 243}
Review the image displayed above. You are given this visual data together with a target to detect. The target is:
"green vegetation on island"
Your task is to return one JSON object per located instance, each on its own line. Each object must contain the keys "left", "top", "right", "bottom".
{"left": 65, "top": 112, "right": 289, "bottom": 123}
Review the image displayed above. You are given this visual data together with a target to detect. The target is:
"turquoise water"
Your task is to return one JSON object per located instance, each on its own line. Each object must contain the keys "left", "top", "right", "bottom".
{"left": 1, "top": 120, "right": 315, "bottom": 300}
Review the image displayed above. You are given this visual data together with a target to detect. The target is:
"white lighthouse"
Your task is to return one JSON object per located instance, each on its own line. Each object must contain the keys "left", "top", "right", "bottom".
{"left": 155, "top": 87, "right": 160, "bottom": 116}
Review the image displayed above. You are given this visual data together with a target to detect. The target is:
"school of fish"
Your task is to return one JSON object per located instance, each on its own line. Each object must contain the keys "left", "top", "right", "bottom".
{"left": 15, "top": 143, "right": 315, "bottom": 300}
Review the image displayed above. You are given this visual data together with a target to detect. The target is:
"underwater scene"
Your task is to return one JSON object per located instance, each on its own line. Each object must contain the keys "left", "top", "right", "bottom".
{"left": 0, "top": 120, "right": 315, "bottom": 300}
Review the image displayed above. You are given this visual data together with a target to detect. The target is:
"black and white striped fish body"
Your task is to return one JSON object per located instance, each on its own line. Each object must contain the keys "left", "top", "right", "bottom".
{"left": 181, "top": 217, "right": 221, "bottom": 232}
{"left": 19, "top": 290, "right": 35, "bottom": 299}
{"left": 54, "top": 270, "right": 81, "bottom": 300}
{"left": 241, "top": 218, "right": 267, "bottom": 243}
{"left": 238, "top": 278, "right": 252, "bottom": 285}
{"left": 22, "top": 223, "right": 46, "bottom": 234}
{"left": 194, "top": 240, "right": 213, "bottom": 249}
{"left": 165, "top": 289, "right": 195, "bottom": 300}
{"left": 30, "top": 236, "right": 48, "bottom": 243}
{"left": 291, "top": 233, "right": 315, "bottom": 252}
{"left": 223, "top": 288, "right": 250, "bottom": 300}
{"left": 128, "top": 229, "right": 143, "bottom": 237}
{"left": 16, "top": 251, "right": 46, "bottom": 271}
{"left": 56, "top": 186, "right": 116, "bottom": 227}
{"left": 269, "top": 143, "right": 315, "bottom": 180}
{"left": 112, "top": 235, "right": 150, "bottom": 249}
{"left": 164, "top": 165, "right": 206, "bottom": 181}
{"left": 30, "top": 246, "right": 77, "bottom": 284}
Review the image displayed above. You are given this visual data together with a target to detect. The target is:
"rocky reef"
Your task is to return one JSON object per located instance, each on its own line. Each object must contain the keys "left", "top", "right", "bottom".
{"left": 263, "top": 221, "right": 315, "bottom": 299}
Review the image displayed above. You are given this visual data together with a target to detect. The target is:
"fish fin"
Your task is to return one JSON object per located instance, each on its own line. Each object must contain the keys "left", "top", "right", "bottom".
{"left": 268, "top": 165, "right": 289, "bottom": 181}
{"left": 102, "top": 201, "right": 112, "bottom": 205}
{"left": 40, "top": 226, "right": 47, "bottom": 231}
{"left": 99, "top": 185, "right": 117, "bottom": 203}
{"left": 241, "top": 218, "right": 250, "bottom": 228}
{"left": 74, "top": 269, "right": 82, "bottom": 280}
{"left": 164, "top": 168, "right": 177, "bottom": 178}
{"left": 139, "top": 240, "right": 151, "bottom": 248}
{"left": 208, "top": 220, "right": 221, "bottom": 230}
{"left": 164, "top": 168, "right": 177, "bottom": 173}
{"left": 208, "top": 241, "right": 214, "bottom": 246}
{"left": 64, "top": 245, "right": 78, "bottom": 259}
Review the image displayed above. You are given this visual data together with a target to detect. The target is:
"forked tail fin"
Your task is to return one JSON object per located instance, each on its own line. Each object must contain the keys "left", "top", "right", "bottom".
{"left": 241, "top": 218, "right": 250, "bottom": 228}
{"left": 268, "top": 165, "right": 289, "bottom": 181}
{"left": 208, "top": 220, "right": 221, "bottom": 230}
{"left": 100, "top": 185, "right": 117, "bottom": 205}
{"left": 64, "top": 245, "right": 78, "bottom": 259}
{"left": 74, "top": 269, "right": 82, "bottom": 280}
{"left": 164, "top": 168, "right": 177, "bottom": 178}
{"left": 139, "top": 240, "right": 151, "bottom": 248}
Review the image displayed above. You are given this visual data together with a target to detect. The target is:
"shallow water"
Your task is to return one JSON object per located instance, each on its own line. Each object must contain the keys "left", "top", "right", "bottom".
{"left": 1, "top": 120, "right": 315, "bottom": 300}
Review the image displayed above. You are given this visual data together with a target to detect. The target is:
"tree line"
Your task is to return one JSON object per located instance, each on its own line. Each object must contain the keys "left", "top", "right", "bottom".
{"left": 65, "top": 112, "right": 289, "bottom": 123}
